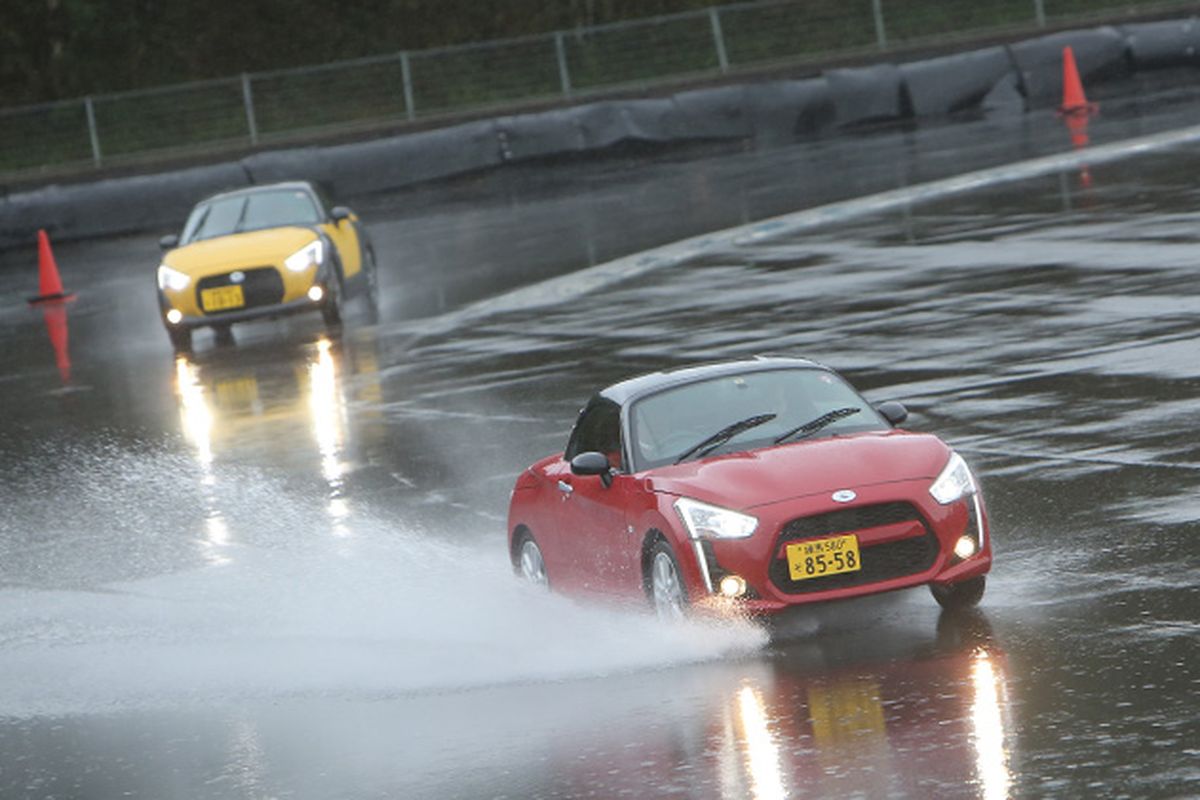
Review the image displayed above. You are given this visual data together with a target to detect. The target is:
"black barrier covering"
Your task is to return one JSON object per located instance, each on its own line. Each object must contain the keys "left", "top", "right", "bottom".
{"left": 1123, "top": 19, "right": 1200, "bottom": 69}
{"left": 826, "top": 64, "right": 908, "bottom": 126}
{"left": 982, "top": 73, "right": 1026, "bottom": 114}
{"left": 900, "top": 47, "right": 1016, "bottom": 117}
{"left": 319, "top": 120, "right": 504, "bottom": 197}
{"left": 495, "top": 111, "right": 587, "bottom": 162}
{"left": 244, "top": 122, "right": 505, "bottom": 199}
{"left": 671, "top": 86, "right": 753, "bottom": 140}
{"left": 1011, "top": 27, "right": 1129, "bottom": 108}
{"left": 744, "top": 79, "right": 836, "bottom": 144}
{"left": 242, "top": 148, "right": 330, "bottom": 188}
{"left": 0, "top": 162, "right": 248, "bottom": 250}
{"left": 573, "top": 99, "right": 687, "bottom": 149}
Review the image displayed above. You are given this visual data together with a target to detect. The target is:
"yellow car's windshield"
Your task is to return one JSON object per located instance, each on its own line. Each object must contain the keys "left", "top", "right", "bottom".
{"left": 182, "top": 189, "right": 321, "bottom": 243}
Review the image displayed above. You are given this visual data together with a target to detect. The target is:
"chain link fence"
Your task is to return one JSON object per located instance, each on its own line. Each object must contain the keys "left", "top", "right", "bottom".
{"left": 0, "top": 0, "right": 1190, "bottom": 177}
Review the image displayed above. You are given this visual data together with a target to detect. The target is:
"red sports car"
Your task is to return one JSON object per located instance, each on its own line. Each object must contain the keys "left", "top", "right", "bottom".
{"left": 507, "top": 357, "right": 991, "bottom": 618}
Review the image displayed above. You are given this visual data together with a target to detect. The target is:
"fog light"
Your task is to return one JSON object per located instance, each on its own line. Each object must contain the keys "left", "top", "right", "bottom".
{"left": 165, "top": 309, "right": 183, "bottom": 325}
{"left": 718, "top": 575, "right": 747, "bottom": 598}
{"left": 308, "top": 286, "right": 325, "bottom": 302}
{"left": 954, "top": 535, "right": 978, "bottom": 560}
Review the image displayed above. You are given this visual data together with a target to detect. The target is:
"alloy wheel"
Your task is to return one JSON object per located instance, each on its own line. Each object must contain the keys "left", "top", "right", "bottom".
{"left": 519, "top": 538, "right": 548, "bottom": 587}
{"left": 651, "top": 550, "right": 686, "bottom": 620}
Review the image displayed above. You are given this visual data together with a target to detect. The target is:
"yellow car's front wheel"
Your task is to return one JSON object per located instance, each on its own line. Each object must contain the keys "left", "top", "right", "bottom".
{"left": 320, "top": 269, "right": 343, "bottom": 330}
{"left": 168, "top": 325, "right": 192, "bottom": 352}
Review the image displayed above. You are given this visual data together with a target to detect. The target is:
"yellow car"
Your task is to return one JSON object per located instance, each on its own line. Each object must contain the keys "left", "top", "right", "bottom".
{"left": 156, "top": 181, "right": 378, "bottom": 351}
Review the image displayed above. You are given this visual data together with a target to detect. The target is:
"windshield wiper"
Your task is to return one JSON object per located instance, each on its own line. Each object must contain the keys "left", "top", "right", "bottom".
{"left": 232, "top": 198, "right": 250, "bottom": 234}
{"left": 674, "top": 413, "right": 777, "bottom": 464}
{"left": 774, "top": 407, "right": 861, "bottom": 445}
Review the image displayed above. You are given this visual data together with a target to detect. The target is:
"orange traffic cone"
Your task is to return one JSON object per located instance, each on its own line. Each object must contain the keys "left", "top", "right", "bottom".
{"left": 40, "top": 302, "right": 72, "bottom": 384}
{"left": 28, "top": 229, "right": 75, "bottom": 304}
{"left": 1059, "top": 46, "right": 1097, "bottom": 117}
{"left": 1065, "top": 112, "right": 1090, "bottom": 149}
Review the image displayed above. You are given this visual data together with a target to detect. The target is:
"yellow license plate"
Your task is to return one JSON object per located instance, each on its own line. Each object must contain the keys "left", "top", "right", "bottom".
{"left": 786, "top": 534, "right": 861, "bottom": 581}
{"left": 201, "top": 284, "right": 244, "bottom": 312}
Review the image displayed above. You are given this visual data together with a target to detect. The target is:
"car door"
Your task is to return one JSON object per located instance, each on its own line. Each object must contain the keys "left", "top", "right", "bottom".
{"left": 553, "top": 398, "right": 642, "bottom": 597}
{"left": 558, "top": 471, "right": 640, "bottom": 597}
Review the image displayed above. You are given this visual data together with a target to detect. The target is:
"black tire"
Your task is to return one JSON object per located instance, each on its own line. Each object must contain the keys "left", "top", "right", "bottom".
{"left": 213, "top": 324, "right": 234, "bottom": 347}
{"left": 646, "top": 539, "right": 688, "bottom": 620}
{"left": 513, "top": 531, "right": 548, "bottom": 588}
{"left": 930, "top": 575, "right": 986, "bottom": 611}
{"left": 321, "top": 268, "right": 344, "bottom": 329}
{"left": 167, "top": 326, "right": 191, "bottom": 353}
{"left": 364, "top": 247, "right": 380, "bottom": 306}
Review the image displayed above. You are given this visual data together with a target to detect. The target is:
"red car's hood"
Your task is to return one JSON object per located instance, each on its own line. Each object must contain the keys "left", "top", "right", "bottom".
{"left": 643, "top": 431, "right": 952, "bottom": 510}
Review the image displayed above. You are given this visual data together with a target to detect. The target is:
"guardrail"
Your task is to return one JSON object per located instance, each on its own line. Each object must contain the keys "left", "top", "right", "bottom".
{"left": 0, "top": 0, "right": 1189, "bottom": 178}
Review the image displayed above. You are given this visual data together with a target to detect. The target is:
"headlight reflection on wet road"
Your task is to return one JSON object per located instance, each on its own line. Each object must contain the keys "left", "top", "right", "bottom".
{"left": 175, "top": 354, "right": 232, "bottom": 565}
{"left": 309, "top": 338, "right": 344, "bottom": 489}
{"left": 735, "top": 684, "right": 788, "bottom": 800}
{"left": 308, "top": 337, "right": 351, "bottom": 534}
{"left": 173, "top": 337, "right": 353, "bottom": 542}
{"left": 175, "top": 355, "right": 214, "bottom": 474}
{"left": 970, "top": 649, "right": 1013, "bottom": 800}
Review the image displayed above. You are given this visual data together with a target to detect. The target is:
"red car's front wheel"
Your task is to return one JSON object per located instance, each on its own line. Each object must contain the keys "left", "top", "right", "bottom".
{"left": 648, "top": 541, "right": 688, "bottom": 620}
{"left": 930, "top": 575, "right": 986, "bottom": 611}
{"left": 516, "top": 533, "right": 548, "bottom": 588}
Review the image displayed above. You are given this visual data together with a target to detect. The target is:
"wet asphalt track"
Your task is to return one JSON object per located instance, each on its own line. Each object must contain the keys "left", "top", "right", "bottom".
{"left": 2, "top": 77, "right": 1200, "bottom": 799}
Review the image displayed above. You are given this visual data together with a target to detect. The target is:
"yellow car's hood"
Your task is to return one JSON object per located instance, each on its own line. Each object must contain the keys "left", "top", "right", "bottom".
{"left": 164, "top": 227, "right": 318, "bottom": 277}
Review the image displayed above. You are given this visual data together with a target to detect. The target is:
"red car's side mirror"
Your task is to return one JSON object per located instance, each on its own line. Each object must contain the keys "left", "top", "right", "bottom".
{"left": 570, "top": 451, "right": 614, "bottom": 487}
{"left": 875, "top": 401, "right": 909, "bottom": 426}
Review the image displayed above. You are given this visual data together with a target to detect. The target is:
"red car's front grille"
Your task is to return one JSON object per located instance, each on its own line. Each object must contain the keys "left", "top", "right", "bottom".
{"left": 196, "top": 267, "right": 284, "bottom": 313}
{"left": 768, "top": 501, "right": 939, "bottom": 595}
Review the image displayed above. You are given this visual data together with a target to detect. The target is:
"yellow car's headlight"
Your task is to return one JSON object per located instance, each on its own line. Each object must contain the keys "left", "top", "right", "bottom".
{"left": 284, "top": 240, "right": 324, "bottom": 272}
{"left": 157, "top": 264, "right": 191, "bottom": 292}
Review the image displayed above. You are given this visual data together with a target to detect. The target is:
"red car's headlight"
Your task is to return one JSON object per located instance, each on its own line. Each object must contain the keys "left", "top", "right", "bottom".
{"left": 674, "top": 497, "right": 758, "bottom": 540}
{"left": 930, "top": 451, "right": 976, "bottom": 505}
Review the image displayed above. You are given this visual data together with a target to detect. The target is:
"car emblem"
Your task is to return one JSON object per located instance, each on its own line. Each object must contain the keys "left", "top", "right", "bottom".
{"left": 230, "top": 271, "right": 245, "bottom": 284}
{"left": 832, "top": 489, "right": 857, "bottom": 503}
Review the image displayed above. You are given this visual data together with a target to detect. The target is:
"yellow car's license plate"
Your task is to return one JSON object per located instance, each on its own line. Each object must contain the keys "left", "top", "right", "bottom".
{"left": 201, "top": 284, "right": 244, "bottom": 312}
{"left": 786, "top": 534, "right": 861, "bottom": 581}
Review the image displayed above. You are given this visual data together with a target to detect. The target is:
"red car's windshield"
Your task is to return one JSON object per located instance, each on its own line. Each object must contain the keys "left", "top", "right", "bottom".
{"left": 629, "top": 368, "right": 886, "bottom": 470}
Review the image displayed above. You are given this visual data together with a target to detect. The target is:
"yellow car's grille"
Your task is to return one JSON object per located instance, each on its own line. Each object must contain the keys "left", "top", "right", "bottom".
{"left": 196, "top": 268, "right": 284, "bottom": 314}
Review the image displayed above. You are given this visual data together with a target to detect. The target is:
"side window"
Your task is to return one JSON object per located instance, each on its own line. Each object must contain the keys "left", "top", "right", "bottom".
{"left": 565, "top": 398, "right": 623, "bottom": 469}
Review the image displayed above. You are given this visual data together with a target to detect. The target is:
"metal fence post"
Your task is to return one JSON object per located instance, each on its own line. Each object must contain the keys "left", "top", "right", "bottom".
{"left": 555, "top": 32, "right": 573, "bottom": 98}
{"left": 400, "top": 52, "right": 416, "bottom": 121}
{"left": 84, "top": 97, "right": 102, "bottom": 167}
{"left": 241, "top": 73, "right": 259, "bottom": 144}
{"left": 872, "top": 0, "right": 888, "bottom": 49}
{"left": 709, "top": 7, "right": 730, "bottom": 73}
{"left": 1034, "top": 0, "right": 1046, "bottom": 27}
